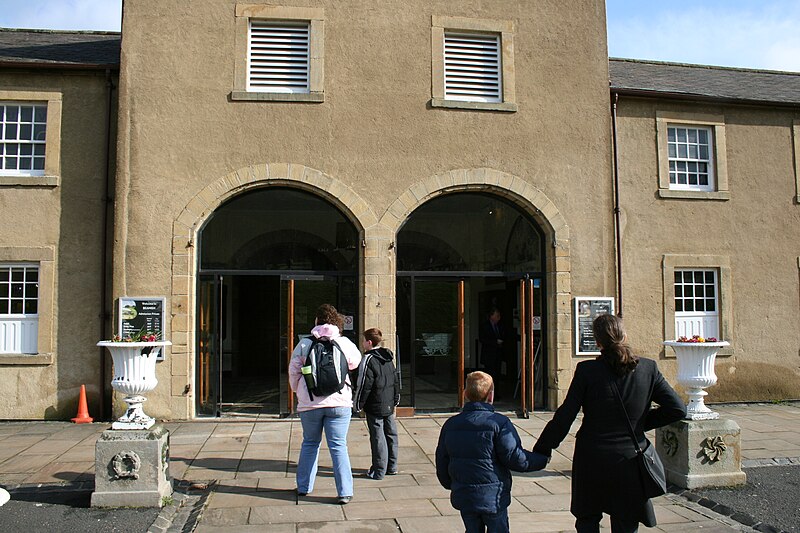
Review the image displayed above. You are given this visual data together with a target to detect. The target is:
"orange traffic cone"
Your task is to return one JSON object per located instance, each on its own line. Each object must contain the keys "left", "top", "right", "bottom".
{"left": 71, "top": 384, "right": 94, "bottom": 424}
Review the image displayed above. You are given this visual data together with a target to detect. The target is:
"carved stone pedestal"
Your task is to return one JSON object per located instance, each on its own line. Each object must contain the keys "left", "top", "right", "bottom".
{"left": 91, "top": 425, "right": 172, "bottom": 507}
{"left": 656, "top": 418, "right": 746, "bottom": 489}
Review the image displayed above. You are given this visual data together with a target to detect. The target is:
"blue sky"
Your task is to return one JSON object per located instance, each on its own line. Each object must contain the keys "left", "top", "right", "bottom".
{"left": 1, "top": 0, "right": 800, "bottom": 71}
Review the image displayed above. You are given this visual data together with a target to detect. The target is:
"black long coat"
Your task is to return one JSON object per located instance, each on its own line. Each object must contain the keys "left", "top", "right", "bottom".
{"left": 533, "top": 357, "right": 685, "bottom": 526}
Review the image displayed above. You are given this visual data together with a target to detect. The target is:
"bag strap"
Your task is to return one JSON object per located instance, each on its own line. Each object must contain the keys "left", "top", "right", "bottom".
{"left": 609, "top": 377, "right": 644, "bottom": 455}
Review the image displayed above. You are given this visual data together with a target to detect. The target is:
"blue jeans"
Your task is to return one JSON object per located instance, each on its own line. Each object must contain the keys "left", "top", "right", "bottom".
{"left": 297, "top": 407, "right": 353, "bottom": 497}
{"left": 460, "top": 508, "right": 509, "bottom": 533}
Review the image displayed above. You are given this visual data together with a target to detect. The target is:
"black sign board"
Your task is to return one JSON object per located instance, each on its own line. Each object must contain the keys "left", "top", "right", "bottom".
{"left": 118, "top": 297, "right": 166, "bottom": 357}
{"left": 574, "top": 297, "right": 615, "bottom": 355}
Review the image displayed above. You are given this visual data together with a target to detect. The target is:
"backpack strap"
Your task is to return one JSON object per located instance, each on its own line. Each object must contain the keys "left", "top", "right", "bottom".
{"left": 303, "top": 338, "right": 321, "bottom": 401}
{"left": 330, "top": 337, "right": 351, "bottom": 393}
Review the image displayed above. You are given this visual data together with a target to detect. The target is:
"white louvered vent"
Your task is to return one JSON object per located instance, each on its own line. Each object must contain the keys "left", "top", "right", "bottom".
{"left": 444, "top": 32, "right": 502, "bottom": 102}
{"left": 248, "top": 20, "right": 310, "bottom": 93}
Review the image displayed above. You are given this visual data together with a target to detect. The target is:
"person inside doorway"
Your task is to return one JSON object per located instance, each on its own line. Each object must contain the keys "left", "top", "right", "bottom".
{"left": 479, "top": 307, "right": 505, "bottom": 383}
{"left": 289, "top": 304, "right": 362, "bottom": 504}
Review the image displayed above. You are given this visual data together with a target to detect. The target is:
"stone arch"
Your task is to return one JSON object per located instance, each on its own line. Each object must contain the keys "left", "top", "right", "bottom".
{"left": 378, "top": 168, "right": 572, "bottom": 407}
{"left": 169, "top": 163, "right": 377, "bottom": 418}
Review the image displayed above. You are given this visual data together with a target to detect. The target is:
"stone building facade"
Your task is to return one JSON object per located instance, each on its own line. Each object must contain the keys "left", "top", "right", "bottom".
{"left": 0, "top": 1, "right": 798, "bottom": 420}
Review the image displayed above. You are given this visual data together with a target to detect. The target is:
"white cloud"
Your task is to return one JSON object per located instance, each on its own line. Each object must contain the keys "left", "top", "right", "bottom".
{"left": 0, "top": 0, "right": 121, "bottom": 31}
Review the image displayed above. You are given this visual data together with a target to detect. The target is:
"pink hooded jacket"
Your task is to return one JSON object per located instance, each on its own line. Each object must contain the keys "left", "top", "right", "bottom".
{"left": 289, "top": 324, "right": 362, "bottom": 412}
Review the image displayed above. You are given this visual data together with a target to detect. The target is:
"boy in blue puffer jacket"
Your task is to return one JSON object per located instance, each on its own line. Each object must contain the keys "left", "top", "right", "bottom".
{"left": 436, "top": 371, "right": 548, "bottom": 533}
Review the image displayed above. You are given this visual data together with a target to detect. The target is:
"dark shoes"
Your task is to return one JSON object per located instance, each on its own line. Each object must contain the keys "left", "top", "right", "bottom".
{"left": 366, "top": 467, "right": 398, "bottom": 479}
{"left": 299, "top": 489, "right": 350, "bottom": 505}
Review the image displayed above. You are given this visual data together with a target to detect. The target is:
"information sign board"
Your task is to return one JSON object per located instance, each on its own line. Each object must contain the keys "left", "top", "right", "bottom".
{"left": 574, "top": 297, "right": 615, "bottom": 355}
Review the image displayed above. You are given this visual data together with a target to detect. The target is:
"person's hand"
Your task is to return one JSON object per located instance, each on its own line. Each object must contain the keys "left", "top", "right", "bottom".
{"left": 530, "top": 451, "right": 549, "bottom": 471}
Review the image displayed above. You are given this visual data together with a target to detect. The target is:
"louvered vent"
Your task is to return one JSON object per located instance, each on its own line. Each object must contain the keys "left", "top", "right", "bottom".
{"left": 444, "top": 32, "right": 502, "bottom": 102}
{"left": 248, "top": 20, "right": 310, "bottom": 93}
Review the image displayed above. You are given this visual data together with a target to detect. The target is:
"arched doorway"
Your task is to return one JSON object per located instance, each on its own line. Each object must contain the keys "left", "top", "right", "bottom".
{"left": 397, "top": 192, "right": 546, "bottom": 414}
{"left": 196, "top": 187, "right": 359, "bottom": 416}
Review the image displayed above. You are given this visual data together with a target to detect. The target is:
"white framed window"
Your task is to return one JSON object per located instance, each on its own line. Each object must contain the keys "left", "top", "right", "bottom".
{"left": 0, "top": 264, "right": 39, "bottom": 354}
{"left": 0, "top": 103, "right": 47, "bottom": 177}
{"left": 443, "top": 32, "right": 502, "bottom": 103}
{"left": 668, "top": 125, "right": 714, "bottom": 191}
{"left": 656, "top": 111, "right": 728, "bottom": 200}
{"left": 247, "top": 19, "right": 310, "bottom": 93}
{"left": 674, "top": 268, "right": 719, "bottom": 339}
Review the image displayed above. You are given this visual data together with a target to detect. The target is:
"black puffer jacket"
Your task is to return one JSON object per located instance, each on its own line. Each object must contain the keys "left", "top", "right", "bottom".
{"left": 354, "top": 348, "right": 400, "bottom": 416}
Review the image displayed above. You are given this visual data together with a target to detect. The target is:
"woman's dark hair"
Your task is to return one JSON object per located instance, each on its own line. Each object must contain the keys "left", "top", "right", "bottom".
{"left": 592, "top": 314, "right": 638, "bottom": 376}
{"left": 315, "top": 304, "right": 344, "bottom": 331}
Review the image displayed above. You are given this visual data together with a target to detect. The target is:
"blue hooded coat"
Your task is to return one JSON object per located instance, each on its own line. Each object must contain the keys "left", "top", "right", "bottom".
{"left": 435, "top": 402, "right": 547, "bottom": 514}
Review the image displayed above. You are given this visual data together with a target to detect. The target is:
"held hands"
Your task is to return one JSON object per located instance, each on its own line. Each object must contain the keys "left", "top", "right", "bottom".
{"left": 529, "top": 451, "right": 550, "bottom": 471}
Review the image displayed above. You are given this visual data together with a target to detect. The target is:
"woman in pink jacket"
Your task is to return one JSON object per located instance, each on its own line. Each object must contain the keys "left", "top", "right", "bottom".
{"left": 289, "top": 304, "right": 361, "bottom": 504}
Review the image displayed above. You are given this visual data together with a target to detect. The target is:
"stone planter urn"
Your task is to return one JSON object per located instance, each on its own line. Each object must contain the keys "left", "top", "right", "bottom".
{"left": 97, "top": 340, "right": 171, "bottom": 430}
{"left": 663, "top": 340, "right": 729, "bottom": 420}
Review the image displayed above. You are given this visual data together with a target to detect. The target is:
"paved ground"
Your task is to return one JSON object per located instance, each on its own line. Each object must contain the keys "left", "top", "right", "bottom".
{"left": 0, "top": 401, "right": 798, "bottom": 532}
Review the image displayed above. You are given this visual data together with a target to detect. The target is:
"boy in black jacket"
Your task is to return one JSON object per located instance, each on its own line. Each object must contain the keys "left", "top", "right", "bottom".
{"left": 355, "top": 328, "right": 401, "bottom": 480}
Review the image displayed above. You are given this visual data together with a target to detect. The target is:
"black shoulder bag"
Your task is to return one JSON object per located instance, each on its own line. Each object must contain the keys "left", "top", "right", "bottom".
{"left": 610, "top": 379, "right": 668, "bottom": 499}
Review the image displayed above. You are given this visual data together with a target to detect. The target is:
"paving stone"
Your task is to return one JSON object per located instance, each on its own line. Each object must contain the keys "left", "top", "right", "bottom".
{"left": 342, "top": 498, "right": 440, "bottom": 520}
{"left": 379, "top": 484, "right": 449, "bottom": 500}
{"left": 200, "top": 506, "right": 251, "bottom": 526}
{"left": 396, "top": 515, "right": 464, "bottom": 532}
{"left": 249, "top": 502, "right": 345, "bottom": 524}
{"left": 297, "top": 519, "right": 399, "bottom": 532}
{"left": 515, "top": 493, "right": 570, "bottom": 512}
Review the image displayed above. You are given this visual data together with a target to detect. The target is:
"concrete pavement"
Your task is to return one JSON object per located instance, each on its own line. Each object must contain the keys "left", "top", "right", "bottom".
{"left": 0, "top": 401, "right": 798, "bottom": 532}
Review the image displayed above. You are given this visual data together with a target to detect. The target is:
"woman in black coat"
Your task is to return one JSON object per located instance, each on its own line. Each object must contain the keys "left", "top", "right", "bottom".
{"left": 533, "top": 314, "right": 685, "bottom": 532}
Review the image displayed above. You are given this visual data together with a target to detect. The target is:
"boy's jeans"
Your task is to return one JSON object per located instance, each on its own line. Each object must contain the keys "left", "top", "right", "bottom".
{"left": 365, "top": 412, "right": 399, "bottom": 477}
{"left": 296, "top": 407, "right": 353, "bottom": 497}
{"left": 460, "top": 508, "right": 510, "bottom": 533}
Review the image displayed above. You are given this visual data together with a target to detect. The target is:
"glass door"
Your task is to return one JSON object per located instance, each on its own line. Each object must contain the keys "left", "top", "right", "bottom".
{"left": 280, "top": 275, "right": 354, "bottom": 415}
{"left": 516, "top": 276, "right": 546, "bottom": 414}
{"left": 197, "top": 274, "right": 221, "bottom": 416}
{"left": 403, "top": 278, "right": 465, "bottom": 412}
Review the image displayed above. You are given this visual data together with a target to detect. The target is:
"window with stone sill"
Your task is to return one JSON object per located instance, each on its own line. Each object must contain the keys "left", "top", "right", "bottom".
{"left": 431, "top": 16, "right": 516, "bottom": 112}
{"left": 662, "top": 254, "right": 732, "bottom": 355}
{"left": 668, "top": 125, "right": 714, "bottom": 192}
{"left": 656, "top": 112, "right": 729, "bottom": 200}
{"left": 0, "top": 103, "right": 47, "bottom": 177}
{"left": 0, "top": 90, "right": 61, "bottom": 186}
{"left": 0, "top": 264, "right": 39, "bottom": 354}
{"left": 674, "top": 268, "right": 719, "bottom": 339}
{"left": 232, "top": 4, "right": 324, "bottom": 102}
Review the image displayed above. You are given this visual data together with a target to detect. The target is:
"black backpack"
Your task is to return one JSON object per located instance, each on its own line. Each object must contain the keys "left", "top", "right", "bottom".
{"left": 303, "top": 338, "right": 349, "bottom": 400}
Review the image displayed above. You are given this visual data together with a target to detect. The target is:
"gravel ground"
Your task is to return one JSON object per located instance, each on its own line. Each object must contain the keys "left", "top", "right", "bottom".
{"left": 693, "top": 464, "right": 800, "bottom": 532}
{"left": 0, "top": 488, "right": 160, "bottom": 533}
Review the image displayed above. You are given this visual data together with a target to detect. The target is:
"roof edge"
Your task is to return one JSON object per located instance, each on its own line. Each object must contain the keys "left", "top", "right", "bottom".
{"left": 0, "top": 60, "right": 119, "bottom": 71}
{"left": 610, "top": 87, "right": 800, "bottom": 109}
{"left": 609, "top": 57, "right": 800, "bottom": 77}
{"left": 0, "top": 27, "right": 120, "bottom": 36}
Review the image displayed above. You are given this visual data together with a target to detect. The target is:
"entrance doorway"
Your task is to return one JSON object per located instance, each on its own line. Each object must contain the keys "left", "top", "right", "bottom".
{"left": 397, "top": 193, "right": 546, "bottom": 414}
{"left": 196, "top": 188, "right": 359, "bottom": 417}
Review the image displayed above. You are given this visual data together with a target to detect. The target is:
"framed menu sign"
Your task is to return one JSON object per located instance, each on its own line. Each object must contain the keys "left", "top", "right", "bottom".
{"left": 118, "top": 297, "right": 166, "bottom": 360}
{"left": 574, "top": 297, "right": 615, "bottom": 355}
